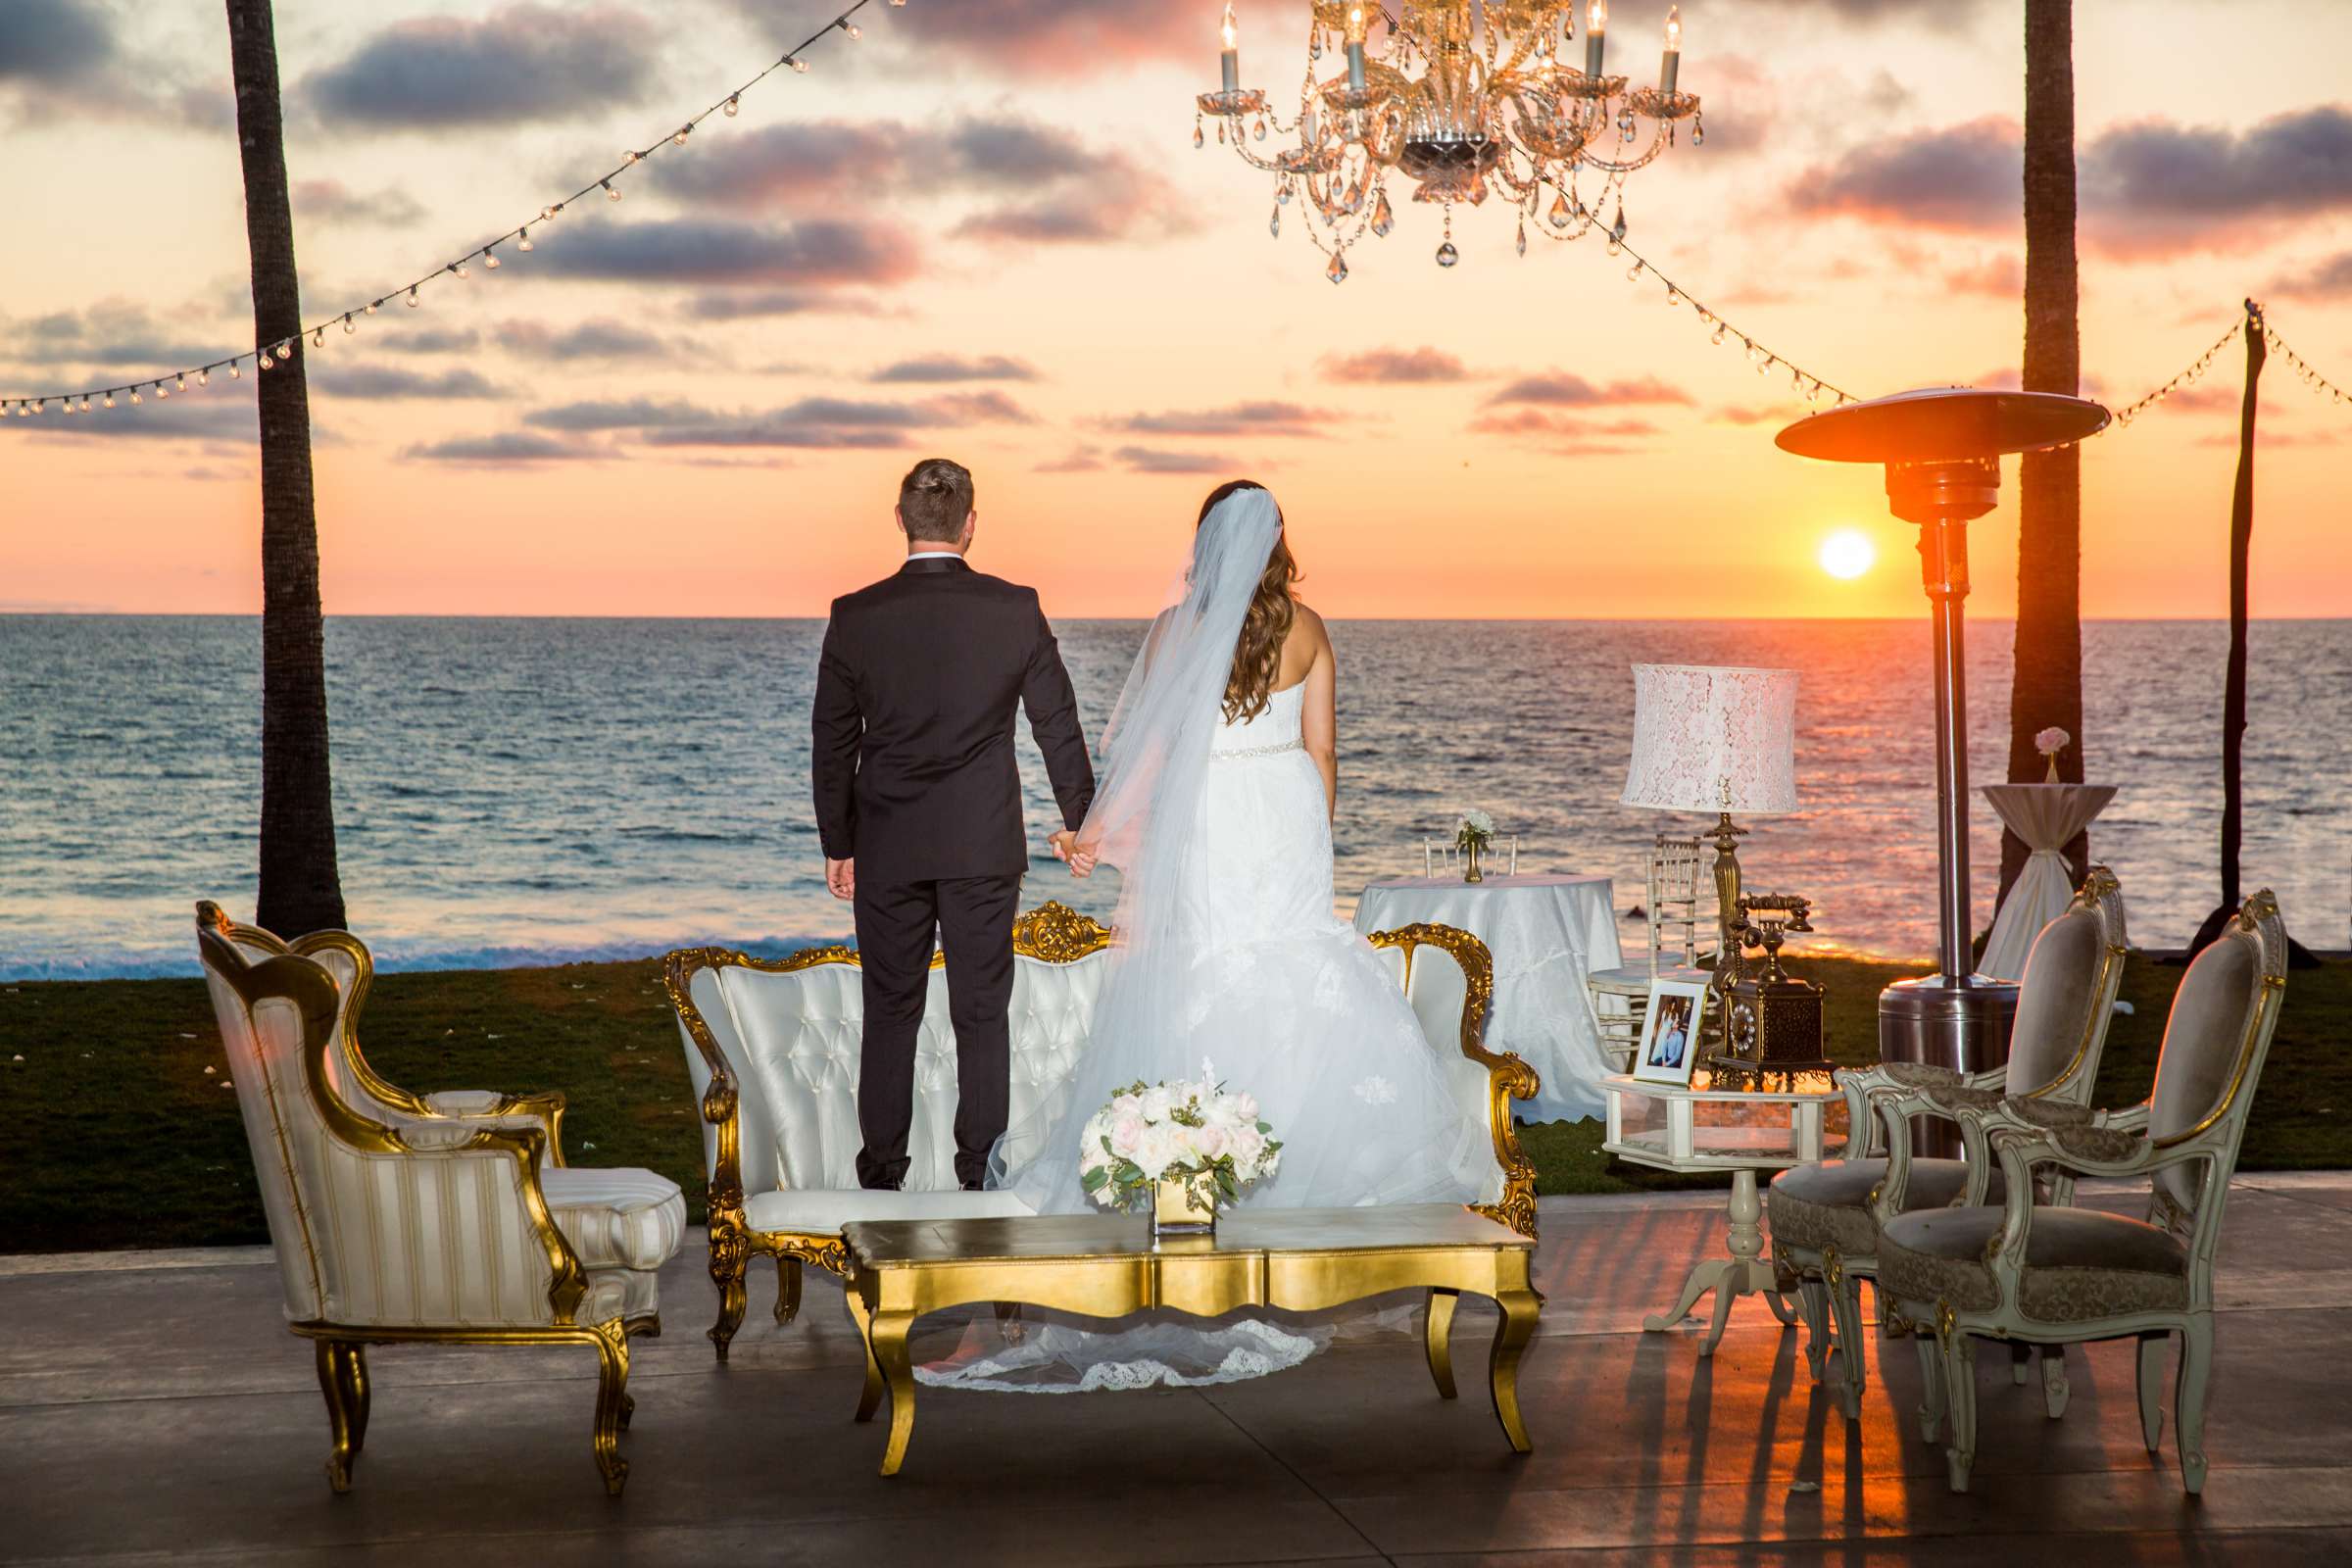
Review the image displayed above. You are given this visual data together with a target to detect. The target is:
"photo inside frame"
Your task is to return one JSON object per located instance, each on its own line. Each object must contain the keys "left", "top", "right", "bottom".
{"left": 1635, "top": 983, "right": 1706, "bottom": 1083}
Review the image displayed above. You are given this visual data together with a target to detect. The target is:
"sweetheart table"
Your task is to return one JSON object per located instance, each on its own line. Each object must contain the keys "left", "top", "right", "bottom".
{"left": 1353, "top": 872, "right": 1621, "bottom": 1122}
{"left": 841, "top": 1205, "right": 1539, "bottom": 1476}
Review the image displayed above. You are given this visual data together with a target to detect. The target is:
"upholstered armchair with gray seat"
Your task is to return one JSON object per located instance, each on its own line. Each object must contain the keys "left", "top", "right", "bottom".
{"left": 196, "top": 903, "right": 686, "bottom": 1496}
{"left": 1767, "top": 866, "right": 2130, "bottom": 1419}
{"left": 666, "top": 902, "right": 1543, "bottom": 1360}
{"left": 1878, "top": 890, "right": 2289, "bottom": 1494}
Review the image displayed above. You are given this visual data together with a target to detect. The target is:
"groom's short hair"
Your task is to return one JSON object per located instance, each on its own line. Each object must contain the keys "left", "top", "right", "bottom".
{"left": 899, "top": 458, "right": 974, "bottom": 541}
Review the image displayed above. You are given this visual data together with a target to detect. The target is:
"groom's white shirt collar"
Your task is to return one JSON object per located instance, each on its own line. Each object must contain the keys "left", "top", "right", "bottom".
{"left": 906, "top": 551, "right": 963, "bottom": 562}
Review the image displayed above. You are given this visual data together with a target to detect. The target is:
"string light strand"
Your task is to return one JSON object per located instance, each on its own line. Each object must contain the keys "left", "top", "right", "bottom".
{"left": 1608, "top": 233, "right": 1863, "bottom": 408}
{"left": 2263, "top": 315, "right": 2352, "bottom": 410}
{"left": 2108, "top": 317, "right": 2245, "bottom": 429}
{"left": 0, "top": 0, "right": 897, "bottom": 418}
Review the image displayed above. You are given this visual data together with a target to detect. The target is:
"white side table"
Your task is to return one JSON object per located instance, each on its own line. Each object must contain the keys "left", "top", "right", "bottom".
{"left": 1600, "top": 1071, "right": 1849, "bottom": 1355}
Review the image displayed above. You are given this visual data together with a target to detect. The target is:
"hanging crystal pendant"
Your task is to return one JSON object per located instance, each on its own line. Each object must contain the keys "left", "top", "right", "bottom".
{"left": 1370, "top": 189, "right": 1395, "bottom": 238}
{"left": 1218, "top": 120, "right": 1227, "bottom": 144}
{"left": 1253, "top": 117, "right": 1268, "bottom": 141}
{"left": 1278, "top": 179, "right": 1293, "bottom": 206}
{"left": 1194, "top": 121, "right": 1205, "bottom": 150}
{"left": 1270, "top": 206, "right": 1282, "bottom": 238}
{"left": 1343, "top": 178, "right": 1362, "bottom": 215}
{"left": 1327, "top": 249, "right": 1348, "bottom": 284}
{"left": 1610, "top": 202, "right": 1628, "bottom": 242}
{"left": 1436, "top": 240, "right": 1459, "bottom": 269}
{"left": 1692, "top": 118, "right": 1705, "bottom": 146}
{"left": 1516, "top": 220, "right": 1528, "bottom": 257}
{"left": 1549, "top": 191, "right": 1572, "bottom": 229}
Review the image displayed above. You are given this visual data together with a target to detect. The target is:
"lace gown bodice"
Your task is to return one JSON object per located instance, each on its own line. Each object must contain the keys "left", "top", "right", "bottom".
{"left": 1208, "top": 680, "right": 1306, "bottom": 756}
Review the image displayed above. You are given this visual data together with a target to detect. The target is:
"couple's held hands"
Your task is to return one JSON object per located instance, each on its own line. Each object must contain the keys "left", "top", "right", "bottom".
{"left": 1049, "top": 830, "right": 1102, "bottom": 879}
{"left": 825, "top": 857, "right": 855, "bottom": 901}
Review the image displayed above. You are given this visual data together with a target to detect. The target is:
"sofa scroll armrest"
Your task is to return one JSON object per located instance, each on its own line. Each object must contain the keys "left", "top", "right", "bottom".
{"left": 420, "top": 1088, "right": 570, "bottom": 1166}
{"left": 664, "top": 950, "right": 750, "bottom": 1220}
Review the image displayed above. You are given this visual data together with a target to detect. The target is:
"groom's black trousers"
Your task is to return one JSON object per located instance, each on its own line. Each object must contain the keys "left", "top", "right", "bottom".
{"left": 853, "top": 871, "right": 1021, "bottom": 1190}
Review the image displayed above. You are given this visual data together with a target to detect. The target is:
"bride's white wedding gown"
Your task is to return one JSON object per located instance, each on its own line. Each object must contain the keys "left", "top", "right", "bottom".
{"left": 931, "top": 638, "right": 1487, "bottom": 1392}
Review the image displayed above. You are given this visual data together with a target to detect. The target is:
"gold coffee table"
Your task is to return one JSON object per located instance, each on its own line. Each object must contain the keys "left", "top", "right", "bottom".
{"left": 842, "top": 1204, "right": 1541, "bottom": 1476}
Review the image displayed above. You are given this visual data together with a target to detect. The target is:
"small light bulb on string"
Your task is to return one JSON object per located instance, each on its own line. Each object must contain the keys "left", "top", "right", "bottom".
{"left": 1626, "top": 261, "right": 1643, "bottom": 280}
{"left": 228, "top": 364, "right": 241, "bottom": 380}
{"left": 155, "top": 381, "right": 169, "bottom": 400}
{"left": 198, "top": 368, "right": 209, "bottom": 387}
{"left": 312, "top": 326, "right": 326, "bottom": 347}
{"left": 624, "top": 148, "right": 643, "bottom": 164}
{"left": 130, "top": 387, "right": 142, "bottom": 404}
{"left": 366, "top": 300, "right": 379, "bottom": 316}
{"left": 407, "top": 286, "right": 421, "bottom": 308}
{"left": 724, "top": 95, "right": 740, "bottom": 117}
{"left": 342, "top": 314, "right": 356, "bottom": 334}
{"left": 1711, "top": 324, "right": 1726, "bottom": 346}
{"left": 484, "top": 248, "right": 501, "bottom": 270}
{"left": 104, "top": 391, "right": 116, "bottom": 407}
{"left": 604, "top": 178, "right": 621, "bottom": 201}
{"left": 175, "top": 373, "right": 188, "bottom": 391}
{"left": 454, "top": 261, "right": 469, "bottom": 279}
{"left": 279, "top": 340, "right": 295, "bottom": 361}
{"left": 542, "top": 205, "right": 560, "bottom": 221}
{"left": 673, "top": 125, "right": 691, "bottom": 146}
{"left": 259, "top": 350, "right": 273, "bottom": 370}
{"left": 79, "top": 396, "right": 92, "bottom": 412}
{"left": 518, "top": 227, "right": 534, "bottom": 252}
{"left": 789, "top": 55, "right": 808, "bottom": 73}
{"left": 841, "top": 19, "right": 861, "bottom": 39}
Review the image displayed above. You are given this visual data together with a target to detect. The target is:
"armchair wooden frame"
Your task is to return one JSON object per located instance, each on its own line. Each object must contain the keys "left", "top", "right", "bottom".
{"left": 1782, "top": 866, "right": 2131, "bottom": 1420}
{"left": 665, "top": 902, "right": 1543, "bottom": 1362}
{"left": 196, "top": 905, "right": 658, "bottom": 1497}
{"left": 1883, "top": 891, "right": 2289, "bottom": 1494}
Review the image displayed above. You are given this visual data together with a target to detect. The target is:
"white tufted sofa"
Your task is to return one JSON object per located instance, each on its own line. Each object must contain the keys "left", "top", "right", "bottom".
{"left": 665, "top": 901, "right": 1542, "bottom": 1359}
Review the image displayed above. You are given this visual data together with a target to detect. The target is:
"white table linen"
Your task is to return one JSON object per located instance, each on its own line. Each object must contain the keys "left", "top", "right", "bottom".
{"left": 1353, "top": 872, "right": 1621, "bottom": 1123}
{"left": 1980, "top": 784, "right": 2118, "bottom": 980}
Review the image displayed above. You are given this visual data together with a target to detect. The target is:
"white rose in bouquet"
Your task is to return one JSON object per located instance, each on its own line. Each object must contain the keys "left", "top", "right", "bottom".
{"left": 1078, "top": 1073, "right": 1284, "bottom": 1214}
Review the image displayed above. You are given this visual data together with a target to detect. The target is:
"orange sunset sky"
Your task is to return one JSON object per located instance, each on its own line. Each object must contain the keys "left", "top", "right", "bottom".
{"left": 3, "top": 0, "right": 2348, "bottom": 619}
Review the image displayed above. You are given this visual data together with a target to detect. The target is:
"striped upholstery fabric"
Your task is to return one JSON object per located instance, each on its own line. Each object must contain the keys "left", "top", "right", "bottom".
{"left": 544, "top": 1168, "right": 688, "bottom": 1272}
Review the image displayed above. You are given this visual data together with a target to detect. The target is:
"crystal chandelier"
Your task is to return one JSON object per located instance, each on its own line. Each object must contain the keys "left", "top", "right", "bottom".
{"left": 1195, "top": 2, "right": 1701, "bottom": 281}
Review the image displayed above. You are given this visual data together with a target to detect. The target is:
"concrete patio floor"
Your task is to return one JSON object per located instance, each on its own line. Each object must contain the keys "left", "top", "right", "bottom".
{"left": 6, "top": 1177, "right": 2352, "bottom": 1566}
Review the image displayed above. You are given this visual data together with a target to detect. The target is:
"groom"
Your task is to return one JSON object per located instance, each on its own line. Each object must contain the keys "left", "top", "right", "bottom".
{"left": 812, "top": 458, "right": 1096, "bottom": 1191}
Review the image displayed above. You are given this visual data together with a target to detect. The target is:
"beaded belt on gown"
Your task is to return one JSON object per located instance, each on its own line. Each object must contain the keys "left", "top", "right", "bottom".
{"left": 1210, "top": 736, "right": 1305, "bottom": 760}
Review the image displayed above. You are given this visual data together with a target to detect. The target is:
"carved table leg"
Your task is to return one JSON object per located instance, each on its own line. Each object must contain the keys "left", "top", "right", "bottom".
{"left": 845, "top": 1289, "right": 883, "bottom": 1424}
{"left": 1424, "top": 1288, "right": 1460, "bottom": 1400}
{"left": 1488, "top": 1288, "right": 1541, "bottom": 1454}
{"left": 1642, "top": 1168, "right": 1791, "bottom": 1356}
{"left": 871, "top": 1309, "right": 919, "bottom": 1477}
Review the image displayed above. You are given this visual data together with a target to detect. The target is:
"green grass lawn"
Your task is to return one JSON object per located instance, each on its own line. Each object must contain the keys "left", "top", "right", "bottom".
{"left": 3, "top": 954, "right": 2345, "bottom": 1252}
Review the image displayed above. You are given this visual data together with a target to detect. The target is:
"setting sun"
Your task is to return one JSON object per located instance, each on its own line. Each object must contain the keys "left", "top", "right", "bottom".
{"left": 1819, "top": 529, "right": 1877, "bottom": 580}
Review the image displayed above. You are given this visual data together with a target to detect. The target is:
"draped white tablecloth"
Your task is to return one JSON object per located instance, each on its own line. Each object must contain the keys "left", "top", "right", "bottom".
{"left": 1353, "top": 873, "right": 1621, "bottom": 1124}
{"left": 1981, "top": 783, "right": 2118, "bottom": 980}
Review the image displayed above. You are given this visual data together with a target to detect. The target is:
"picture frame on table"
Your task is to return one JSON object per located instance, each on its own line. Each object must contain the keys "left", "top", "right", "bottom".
{"left": 1632, "top": 977, "right": 1709, "bottom": 1086}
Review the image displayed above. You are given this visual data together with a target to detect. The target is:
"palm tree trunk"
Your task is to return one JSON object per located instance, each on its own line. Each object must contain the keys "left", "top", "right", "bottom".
{"left": 2000, "top": 0, "right": 2086, "bottom": 908}
{"left": 226, "top": 0, "right": 346, "bottom": 937}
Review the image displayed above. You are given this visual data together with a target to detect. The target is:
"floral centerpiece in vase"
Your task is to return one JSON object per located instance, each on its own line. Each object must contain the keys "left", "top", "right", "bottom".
{"left": 2035, "top": 726, "right": 2071, "bottom": 783}
{"left": 1079, "top": 1064, "right": 1282, "bottom": 1240}
{"left": 1455, "top": 808, "right": 1495, "bottom": 884}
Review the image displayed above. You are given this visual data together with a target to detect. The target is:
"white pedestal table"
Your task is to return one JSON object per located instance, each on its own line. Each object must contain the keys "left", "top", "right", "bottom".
{"left": 1600, "top": 1070, "right": 1849, "bottom": 1354}
{"left": 1980, "top": 783, "right": 2117, "bottom": 981}
{"left": 1354, "top": 873, "right": 1621, "bottom": 1123}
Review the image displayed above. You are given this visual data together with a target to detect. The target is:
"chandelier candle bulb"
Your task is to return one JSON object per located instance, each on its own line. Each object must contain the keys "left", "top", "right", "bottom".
{"left": 1221, "top": 5, "right": 1241, "bottom": 95}
{"left": 1346, "top": 5, "right": 1369, "bottom": 95}
{"left": 1660, "top": 6, "right": 1681, "bottom": 95}
{"left": 1586, "top": 0, "right": 1608, "bottom": 78}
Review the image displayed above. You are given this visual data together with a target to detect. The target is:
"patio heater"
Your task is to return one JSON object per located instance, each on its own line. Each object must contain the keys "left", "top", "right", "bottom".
{"left": 1775, "top": 390, "right": 2110, "bottom": 1110}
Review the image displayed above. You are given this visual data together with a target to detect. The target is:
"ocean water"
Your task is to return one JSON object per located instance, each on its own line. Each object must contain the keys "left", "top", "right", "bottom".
{"left": 1, "top": 615, "right": 2345, "bottom": 980}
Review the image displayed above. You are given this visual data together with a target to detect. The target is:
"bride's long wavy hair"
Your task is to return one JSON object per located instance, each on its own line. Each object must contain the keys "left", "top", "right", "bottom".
{"left": 1200, "top": 480, "right": 1300, "bottom": 724}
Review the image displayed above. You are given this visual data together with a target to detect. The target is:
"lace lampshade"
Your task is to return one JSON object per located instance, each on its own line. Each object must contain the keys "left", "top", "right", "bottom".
{"left": 1620, "top": 664, "right": 1800, "bottom": 816}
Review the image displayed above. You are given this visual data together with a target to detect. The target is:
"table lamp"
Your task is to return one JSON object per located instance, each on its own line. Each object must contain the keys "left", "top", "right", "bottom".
{"left": 1619, "top": 663, "right": 1800, "bottom": 997}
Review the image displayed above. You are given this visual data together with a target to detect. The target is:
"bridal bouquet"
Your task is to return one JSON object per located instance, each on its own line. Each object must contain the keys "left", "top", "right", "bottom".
{"left": 1079, "top": 1064, "right": 1282, "bottom": 1219}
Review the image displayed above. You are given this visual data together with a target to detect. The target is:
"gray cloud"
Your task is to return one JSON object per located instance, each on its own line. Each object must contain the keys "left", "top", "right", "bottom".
{"left": 312, "top": 364, "right": 503, "bottom": 400}
{"left": 872, "top": 355, "right": 1038, "bottom": 384}
{"left": 305, "top": 5, "right": 656, "bottom": 129}
{"left": 1467, "top": 409, "right": 1662, "bottom": 456}
{"left": 0, "top": 0, "right": 113, "bottom": 83}
{"left": 1322, "top": 347, "right": 1472, "bottom": 384}
{"left": 494, "top": 318, "right": 671, "bottom": 361}
{"left": 1114, "top": 446, "right": 1237, "bottom": 475}
{"left": 1104, "top": 402, "right": 1337, "bottom": 438}
{"left": 3, "top": 304, "right": 226, "bottom": 372}
{"left": 1487, "top": 373, "right": 1692, "bottom": 408}
{"left": 524, "top": 398, "right": 717, "bottom": 432}
{"left": 928, "top": 390, "right": 1037, "bottom": 425}
{"left": 402, "top": 431, "right": 598, "bottom": 465}
{"left": 1791, "top": 115, "right": 2020, "bottom": 231}
{"left": 0, "top": 393, "right": 256, "bottom": 442}
{"left": 377, "top": 328, "right": 483, "bottom": 356}
{"left": 643, "top": 423, "right": 907, "bottom": 451}
{"left": 293, "top": 179, "right": 428, "bottom": 227}
{"left": 1035, "top": 446, "right": 1105, "bottom": 473}
{"left": 529, "top": 217, "right": 916, "bottom": 287}
{"left": 680, "top": 289, "right": 881, "bottom": 320}
{"left": 2272, "top": 250, "right": 2352, "bottom": 298}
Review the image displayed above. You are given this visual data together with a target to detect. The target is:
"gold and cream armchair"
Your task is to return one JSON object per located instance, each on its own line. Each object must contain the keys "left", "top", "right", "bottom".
{"left": 196, "top": 904, "right": 686, "bottom": 1496}
{"left": 665, "top": 903, "right": 1541, "bottom": 1360}
{"left": 1878, "top": 891, "right": 2289, "bottom": 1494}
{"left": 1767, "top": 867, "right": 2130, "bottom": 1420}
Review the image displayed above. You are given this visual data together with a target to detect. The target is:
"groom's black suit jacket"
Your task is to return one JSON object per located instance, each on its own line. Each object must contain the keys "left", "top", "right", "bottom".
{"left": 811, "top": 557, "right": 1095, "bottom": 884}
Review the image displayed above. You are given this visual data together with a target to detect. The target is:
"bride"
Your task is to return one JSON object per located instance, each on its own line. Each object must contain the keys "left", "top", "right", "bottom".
{"left": 933, "top": 482, "right": 1485, "bottom": 1392}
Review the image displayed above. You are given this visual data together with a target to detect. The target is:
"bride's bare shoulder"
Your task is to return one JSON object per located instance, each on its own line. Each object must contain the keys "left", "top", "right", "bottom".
{"left": 1289, "top": 599, "right": 1330, "bottom": 649}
